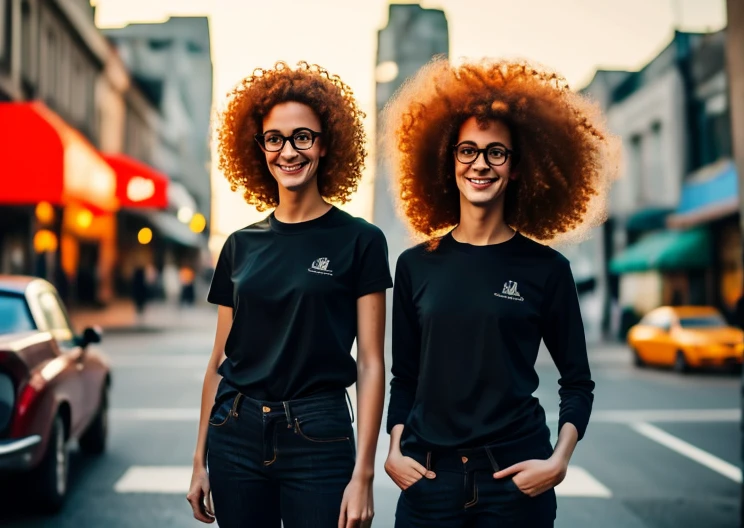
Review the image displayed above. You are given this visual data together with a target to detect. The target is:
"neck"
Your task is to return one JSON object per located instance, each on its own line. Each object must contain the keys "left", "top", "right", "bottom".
{"left": 454, "top": 197, "right": 514, "bottom": 246}
{"left": 274, "top": 185, "right": 331, "bottom": 223}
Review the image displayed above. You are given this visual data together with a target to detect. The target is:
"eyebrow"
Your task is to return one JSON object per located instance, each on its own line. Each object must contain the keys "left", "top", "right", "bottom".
{"left": 457, "top": 141, "right": 511, "bottom": 149}
{"left": 262, "top": 127, "right": 315, "bottom": 134}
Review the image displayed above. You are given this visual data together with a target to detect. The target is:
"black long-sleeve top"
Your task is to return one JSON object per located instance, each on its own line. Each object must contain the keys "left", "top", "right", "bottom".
{"left": 387, "top": 232, "right": 594, "bottom": 465}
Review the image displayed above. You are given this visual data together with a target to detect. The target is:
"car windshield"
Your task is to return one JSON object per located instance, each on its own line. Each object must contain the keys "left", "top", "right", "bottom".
{"left": 678, "top": 315, "right": 727, "bottom": 329}
{"left": 0, "top": 294, "right": 35, "bottom": 334}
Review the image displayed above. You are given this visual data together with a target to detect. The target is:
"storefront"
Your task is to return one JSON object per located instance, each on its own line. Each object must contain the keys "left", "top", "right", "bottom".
{"left": 0, "top": 102, "right": 118, "bottom": 306}
{"left": 667, "top": 159, "right": 740, "bottom": 318}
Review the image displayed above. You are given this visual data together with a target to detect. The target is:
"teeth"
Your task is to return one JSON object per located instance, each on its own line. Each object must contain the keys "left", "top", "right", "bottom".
{"left": 469, "top": 178, "right": 495, "bottom": 183}
{"left": 280, "top": 164, "right": 303, "bottom": 171}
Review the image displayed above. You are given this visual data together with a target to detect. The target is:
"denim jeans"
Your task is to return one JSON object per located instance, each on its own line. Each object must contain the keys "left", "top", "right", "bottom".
{"left": 395, "top": 443, "right": 557, "bottom": 527}
{"left": 207, "top": 384, "right": 356, "bottom": 528}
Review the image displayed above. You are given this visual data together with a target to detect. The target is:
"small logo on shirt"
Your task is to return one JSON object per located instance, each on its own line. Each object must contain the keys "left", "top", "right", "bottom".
{"left": 309, "top": 257, "right": 333, "bottom": 276}
{"left": 495, "top": 280, "right": 524, "bottom": 301}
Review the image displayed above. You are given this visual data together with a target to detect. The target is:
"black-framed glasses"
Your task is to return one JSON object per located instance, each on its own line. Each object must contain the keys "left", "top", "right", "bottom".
{"left": 254, "top": 128, "right": 322, "bottom": 152}
{"left": 452, "top": 142, "right": 515, "bottom": 167}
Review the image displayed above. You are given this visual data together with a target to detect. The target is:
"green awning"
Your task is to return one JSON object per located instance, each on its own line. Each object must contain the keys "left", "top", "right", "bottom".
{"left": 609, "top": 228, "right": 711, "bottom": 274}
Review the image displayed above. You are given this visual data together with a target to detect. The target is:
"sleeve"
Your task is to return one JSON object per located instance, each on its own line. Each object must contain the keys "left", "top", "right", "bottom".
{"left": 386, "top": 255, "right": 421, "bottom": 433}
{"left": 540, "top": 256, "right": 595, "bottom": 441}
{"left": 207, "top": 234, "right": 235, "bottom": 307}
{"left": 354, "top": 226, "right": 393, "bottom": 298}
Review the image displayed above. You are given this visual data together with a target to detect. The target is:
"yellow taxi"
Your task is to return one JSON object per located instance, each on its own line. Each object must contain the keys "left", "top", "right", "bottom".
{"left": 627, "top": 306, "right": 744, "bottom": 372}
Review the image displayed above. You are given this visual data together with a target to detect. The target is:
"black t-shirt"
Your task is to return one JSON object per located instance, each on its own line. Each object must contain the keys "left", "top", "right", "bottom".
{"left": 208, "top": 206, "right": 393, "bottom": 401}
{"left": 387, "top": 232, "right": 594, "bottom": 456}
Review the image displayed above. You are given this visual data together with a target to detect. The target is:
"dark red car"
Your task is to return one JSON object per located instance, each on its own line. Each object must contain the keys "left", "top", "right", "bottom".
{"left": 0, "top": 276, "right": 111, "bottom": 512}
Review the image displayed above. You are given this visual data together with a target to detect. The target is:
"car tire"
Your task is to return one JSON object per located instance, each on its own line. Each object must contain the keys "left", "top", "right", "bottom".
{"left": 32, "top": 414, "right": 69, "bottom": 513}
{"left": 673, "top": 350, "right": 690, "bottom": 374}
{"left": 632, "top": 348, "right": 645, "bottom": 367}
{"left": 79, "top": 387, "right": 108, "bottom": 455}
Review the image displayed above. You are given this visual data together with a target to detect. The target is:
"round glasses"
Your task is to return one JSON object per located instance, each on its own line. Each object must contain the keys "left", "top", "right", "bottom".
{"left": 254, "top": 128, "right": 322, "bottom": 152}
{"left": 453, "top": 142, "right": 515, "bottom": 167}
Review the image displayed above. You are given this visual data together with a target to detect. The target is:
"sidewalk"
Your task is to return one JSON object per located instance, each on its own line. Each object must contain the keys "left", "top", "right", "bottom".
{"left": 69, "top": 299, "right": 218, "bottom": 334}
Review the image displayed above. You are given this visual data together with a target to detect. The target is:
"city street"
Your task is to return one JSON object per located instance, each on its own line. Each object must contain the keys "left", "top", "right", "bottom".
{"left": 0, "top": 304, "right": 739, "bottom": 528}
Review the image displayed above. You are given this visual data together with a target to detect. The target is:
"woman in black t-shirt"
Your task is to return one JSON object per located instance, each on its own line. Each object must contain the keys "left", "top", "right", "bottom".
{"left": 186, "top": 61, "right": 392, "bottom": 528}
{"left": 380, "top": 58, "right": 619, "bottom": 527}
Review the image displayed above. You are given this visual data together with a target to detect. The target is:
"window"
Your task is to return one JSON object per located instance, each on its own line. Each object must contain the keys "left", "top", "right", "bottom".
{"left": 20, "top": 1, "right": 33, "bottom": 83}
{"left": 628, "top": 134, "right": 643, "bottom": 205}
{"left": 647, "top": 122, "right": 664, "bottom": 200}
{"left": 148, "top": 39, "right": 172, "bottom": 51}
{"left": 0, "top": 0, "right": 10, "bottom": 69}
{"left": 678, "top": 314, "right": 726, "bottom": 329}
{"left": 699, "top": 93, "right": 732, "bottom": 165}
{"left": 36, "top": 290, "right": 74, "bottom": 347}
{"left": 0, "top": 294, "right": 35, "bottom": 334}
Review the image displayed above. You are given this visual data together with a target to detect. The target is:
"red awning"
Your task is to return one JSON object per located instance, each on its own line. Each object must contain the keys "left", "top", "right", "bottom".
{"left": 103, "top": 153, "right": 169, "bottom": 209}
{"left": 0, "top": 102, "right": 118, "bottom": 212}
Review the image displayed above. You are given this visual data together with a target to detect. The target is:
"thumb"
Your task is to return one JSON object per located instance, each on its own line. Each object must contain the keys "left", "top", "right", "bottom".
{"left": 494, "top": 462, "right": 523, "bottom": 479}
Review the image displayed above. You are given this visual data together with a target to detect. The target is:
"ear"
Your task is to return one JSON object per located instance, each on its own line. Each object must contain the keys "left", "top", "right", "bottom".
{"left": 319, "top": 139, "right": 328, "bottom": 158}
{"left": 508, "top": 169, "right": 518, "bottom": 181}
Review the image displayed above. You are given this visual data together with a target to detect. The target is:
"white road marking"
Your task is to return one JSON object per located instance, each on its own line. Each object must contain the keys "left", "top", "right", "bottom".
{"left": 546, "top": 409, "right": 739, "bottom": 423}
{"left": 112, "top": 408, "right": 200, "bottom": 421}
{"left": 109, "top": 355, "right": 208, "bottom": 368}
{"left": 114, "top": 466, "right": 192, "bottom": 493}
{"left": 631, "top": 422, "right": 742, "bottom": 483}
{"left": 555, "top": 466, "right": 612, "bottom": 497}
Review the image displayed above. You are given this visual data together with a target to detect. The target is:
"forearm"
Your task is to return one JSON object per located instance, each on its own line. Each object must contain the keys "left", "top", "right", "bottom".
{"left": 193, "top": 366, "right": 223, "bottom": 467}
{"left": 353, "top": 357, "right": 385, "bottom": 479}
{"left": 388, "top": 424, "right": 404, "bottom": 454}
{"left": 551, "top": 422, "right": 579, "bottom": 468}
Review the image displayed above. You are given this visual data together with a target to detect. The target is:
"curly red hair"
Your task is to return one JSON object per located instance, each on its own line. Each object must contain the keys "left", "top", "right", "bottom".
{"left": 381, "top": 57, "right": 619, "bottom": 243}
{"left": 216, "top": 61, "right": 367, "bottom": 210}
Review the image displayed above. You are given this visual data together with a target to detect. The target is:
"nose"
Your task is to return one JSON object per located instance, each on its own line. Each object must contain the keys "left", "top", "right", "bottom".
{"left": 279, "top": 140, "right": 299, "bottom": 158}
{"left": 471, "top": 151, "right": 489, "bottom": 171}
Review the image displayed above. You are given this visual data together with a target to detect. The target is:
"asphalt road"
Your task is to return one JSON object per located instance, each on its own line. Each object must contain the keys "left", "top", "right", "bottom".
{"left": 0, "top": 311, "right": 739, "bottom": 528}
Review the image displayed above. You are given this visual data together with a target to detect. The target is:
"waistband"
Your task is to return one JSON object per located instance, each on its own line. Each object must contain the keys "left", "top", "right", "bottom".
{"left": 403, "top": 427, "right": 553, "bottom": 472}
{"left": 215, "top": 379, "right": 354, "bottom": 423}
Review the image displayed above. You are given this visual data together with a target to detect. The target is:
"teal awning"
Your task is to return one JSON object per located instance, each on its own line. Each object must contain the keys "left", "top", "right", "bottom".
{"left": 609, "top": 228, "right": 711, "bottom": 274}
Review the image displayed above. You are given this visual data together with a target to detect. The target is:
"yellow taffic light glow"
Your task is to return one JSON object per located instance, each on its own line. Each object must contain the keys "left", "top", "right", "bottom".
{"left": 35, "top": 202, "right": 55, "bottom": 224}
{"left": 189, "top": 213, "right": 207, "bottom": 233}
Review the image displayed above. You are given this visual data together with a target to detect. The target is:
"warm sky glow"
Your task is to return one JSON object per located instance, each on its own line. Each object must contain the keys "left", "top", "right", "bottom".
{"left": 94, "top": 0, "right": 727, "bottom": 250}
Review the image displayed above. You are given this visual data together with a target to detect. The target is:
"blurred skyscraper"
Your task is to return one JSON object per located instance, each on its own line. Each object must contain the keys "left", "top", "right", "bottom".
{"left": 373, "top": 4, "right": 449, "bottom": 262}
{"left": 103, "top": 17, "right": 214, "bottom": 225}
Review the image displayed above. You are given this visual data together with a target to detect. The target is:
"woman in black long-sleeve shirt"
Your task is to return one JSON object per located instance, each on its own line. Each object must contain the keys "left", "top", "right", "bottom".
{"left": 381, "top": 57, "right": 619, "bottom": 527}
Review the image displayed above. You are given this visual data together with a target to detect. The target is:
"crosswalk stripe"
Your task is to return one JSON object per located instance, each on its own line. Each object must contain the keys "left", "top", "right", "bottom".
{"left": 114, "top": 466, "right": 192, "bottom": 493}
{"left": 113, "top": 465, "right": 613, "bottom": 498}
{"left": 631, "top": 422, "right": 742, "bottom": 483}
{"left": 555, "top": 466, "right": 612, "bottom": 497}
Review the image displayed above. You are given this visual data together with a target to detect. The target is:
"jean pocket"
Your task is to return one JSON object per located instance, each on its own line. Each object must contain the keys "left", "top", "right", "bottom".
{"left": 402, "top": 475, "right": 426, "bottom": 494}
{"left": 505, "top": 477, "right": 529, "bottom": 497}
{"left": 293, "top": 407, "right": 352, "bottom": 443}
{"left": 208, "top": 393, "right": 239, "bottom": 427}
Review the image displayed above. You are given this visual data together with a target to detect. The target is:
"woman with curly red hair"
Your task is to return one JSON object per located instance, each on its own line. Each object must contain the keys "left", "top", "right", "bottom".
{"left": 382, "top": 57, "right": 618, "bottom": 527}
{"left": 186, "top": 61, "right": 392, "bottom": 528}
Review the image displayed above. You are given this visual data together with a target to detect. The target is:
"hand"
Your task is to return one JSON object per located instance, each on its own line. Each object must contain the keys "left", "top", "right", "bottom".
{"left": 338, "top": 474, "right": 374, "bottom": 528}
{"left": 186, "top": 464, "right": 215, "bottom": 523}
{"left": 384, "top": 450, "right": 436, "bottom": 491}
{"left": 493, "top": 456, "right": 567, "bottom": 497}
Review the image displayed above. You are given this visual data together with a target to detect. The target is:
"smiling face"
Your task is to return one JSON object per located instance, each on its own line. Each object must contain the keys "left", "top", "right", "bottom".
{"left": 260, "top": 101, "right": 327, "bottom": 194}
{"left": 453, "top": 117, "right": 515, "bottom": 209}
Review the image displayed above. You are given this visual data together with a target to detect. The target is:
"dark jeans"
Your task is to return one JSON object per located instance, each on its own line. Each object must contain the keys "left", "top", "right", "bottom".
{"left": 395, "top": 444, "right": 557, "bottom": 527}
{"left": 207, "top": 386, "right": 355, "bottom": 528}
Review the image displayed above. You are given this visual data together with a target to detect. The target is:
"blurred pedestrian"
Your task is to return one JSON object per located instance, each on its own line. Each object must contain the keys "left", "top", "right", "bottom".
{"left": 187, "top": 61, "right": 391, "bottom": 528}
{"left": 381, "top": 57, "right": 619, "bottom": 527}
{"left": 131, "top": 266, "right": 148, "bottom": 319}
{"left": 179, "top": 266, "right": 196, "bottom": 307}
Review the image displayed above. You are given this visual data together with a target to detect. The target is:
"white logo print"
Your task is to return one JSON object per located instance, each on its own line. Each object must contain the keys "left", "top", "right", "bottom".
{"left": 494, "top": 280, "right": 524, "bottom": 301}
{"left": 309, "top": 257, "right": 333, "bottom": 276}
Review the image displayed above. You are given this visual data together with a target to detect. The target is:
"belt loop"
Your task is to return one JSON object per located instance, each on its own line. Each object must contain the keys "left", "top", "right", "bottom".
{"left": 282, "top": 400, "right": 293, "bottom": 424}
{"left": 345, "top": 389, "right": 355, "bottom": 424}
{"left": 426, "top": 451, "right": 432, "bottom": 471}
{"left": 485, "top": 447, "right": 499, "bottom": 472}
